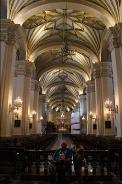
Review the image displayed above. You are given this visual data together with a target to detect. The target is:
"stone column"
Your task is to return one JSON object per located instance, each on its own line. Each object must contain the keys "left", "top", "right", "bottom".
{"left": 71, "top": 103, "right": 80, "bottom": 134}
{"left": 28, "top": 79, "right": 36, "bottom": 135}
{"left": 22, "top": 62, "right": 33, "bottom": 135}
{"left": 79, "top": 94, "right": 87, "bottom": 134}
{"left": 33, "top": 81, "right": 40, "bottom": 134}
{"left": 93, "top": 62, "right": 114, "bottom": 136}
{"left": 86, "top": 80, "right": 96, "bottom": 135}
{"left": 0, "top": 20, "right": 9, "bottom": 82}
{"left": 37, "top": 94, "right": 46, "bottom": 134}
{"left": 109, "top": 23, "right": 122, "bottom": 137}
{"left": 12, "top": 60, "right": 26, "bottom": 135}
{"left": 0, "top": 20, "right": 8, "bottom": 136}
{"left": 48, "top": 108, "right": 53, "bottom": 122}
{"left": 0, "top": 21, "right": 18, "bottom": 137}
{"left": 79, "top": 94, "right": 87, "bottom": 116}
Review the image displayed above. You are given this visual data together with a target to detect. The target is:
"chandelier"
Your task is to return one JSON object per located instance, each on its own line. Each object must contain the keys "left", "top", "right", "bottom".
{"left": 13, "top": 96, "right": 22, "bottom": 109}
{"left": 104, "top": 98, "right": 118, "bottom": 113}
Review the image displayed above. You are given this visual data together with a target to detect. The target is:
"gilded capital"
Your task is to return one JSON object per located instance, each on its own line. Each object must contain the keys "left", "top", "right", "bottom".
{"left": 0, "top": 19, "right": 11, "bottom": 42}
{"left": 110, "top": 23, "right": 122, "bottom": 48}
{"left": 15, "top": 61, "right": 26, "bottom": 77}
{"left": 7, "top": 23, "right": 19, "bottom": 45}
{"left": 25, "top": 61, "right": 34, "bottom": 78}
{"left": 93, "top": 62, "right": 113, "bottom": 78}
{"left": 39, "top": 94, "right": 46, "bottom": 102}
{"left": 0, "top": 20, "right": 19, "bottom": 44}
{"left": 100, "top": 62, "right": 113, "bottom": 78}
{"left": 86, "top": 80, "right": 95, "bottom": 93}
{"left": 31, "top": 80, "right": 40, "bottom": 91}
{"left": 93, "top": 63, "right": 100, "bottom": 78}
{"left": 31, "top": 80, "right": 36, "bottom": 90}
{"left": 35, "top": 80, "right": 40, "bottom": 91}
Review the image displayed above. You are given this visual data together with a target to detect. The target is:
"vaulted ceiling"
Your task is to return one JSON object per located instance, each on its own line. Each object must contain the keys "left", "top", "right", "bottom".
{"left": 8, "top": 0, "right": 122, "bottom": 111}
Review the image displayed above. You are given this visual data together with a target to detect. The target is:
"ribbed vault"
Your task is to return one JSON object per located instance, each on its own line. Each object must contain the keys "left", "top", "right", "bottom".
{"left": 7, "top": 0, "right": 122, "bottom": 112}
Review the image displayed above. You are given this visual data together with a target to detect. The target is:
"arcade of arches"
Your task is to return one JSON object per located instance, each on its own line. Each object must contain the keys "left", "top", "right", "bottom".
{"left": 0, "top": 0, "right": 122, "bottom": 138}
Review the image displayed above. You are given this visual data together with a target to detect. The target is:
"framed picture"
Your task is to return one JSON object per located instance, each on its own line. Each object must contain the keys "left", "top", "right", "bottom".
{"left": 93, "top": 124, "right": 97, "bottom": 129}
{"left": 14, "top": 120, "right": 21, "bottom": 128}
{"left": 105, "top": 121, "right": 111, "bottom": 128}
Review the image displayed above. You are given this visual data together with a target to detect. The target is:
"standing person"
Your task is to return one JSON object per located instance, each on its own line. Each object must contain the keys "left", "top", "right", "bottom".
{"left": 73, "top": 145, "right": 85, "bottom": 184}
{"left": 53, "top": 142, "right": 72, "bottom": 184}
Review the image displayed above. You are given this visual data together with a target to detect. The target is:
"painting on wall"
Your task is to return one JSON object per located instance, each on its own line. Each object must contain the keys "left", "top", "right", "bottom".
{"left": 14, "top": 120, "right": 21, "bottom": 128}
{"left": 105, "top": 121, "right": 111, "bottom": 128}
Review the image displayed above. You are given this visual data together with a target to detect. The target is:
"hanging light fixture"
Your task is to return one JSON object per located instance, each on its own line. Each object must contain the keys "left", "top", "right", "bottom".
{"left": 56, "top": 1, "right": 75, "bottom": 113}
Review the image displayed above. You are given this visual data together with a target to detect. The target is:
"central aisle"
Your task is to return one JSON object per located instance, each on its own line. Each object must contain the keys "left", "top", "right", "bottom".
{"left": 47, "top": 134, "right": 74, "bottom": 150}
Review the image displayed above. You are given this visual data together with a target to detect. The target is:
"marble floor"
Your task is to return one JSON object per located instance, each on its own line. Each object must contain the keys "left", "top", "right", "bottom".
{"left": 10, "top": 179, "right": 116, "bottom": 184}
{"left": 46, "top": 133, "right": 74, "bottom": 150}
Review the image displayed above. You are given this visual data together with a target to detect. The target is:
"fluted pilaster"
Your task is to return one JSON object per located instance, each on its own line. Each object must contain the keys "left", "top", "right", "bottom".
{"left": 33, "top": 81, "right": 40, "bottom": 133}
{"left": 93, "top": 62, "right": 114, "bottom": 135}
{"left": 79, "top": 94, "right": 87, "bottom": 134}
{"left": 109, "top": 23, "right": 122, "bottom": 137}
{"left": 37, "top": 94, "right": 47, "bottom": 134}
{"left": 22, "top": 62, "right": 34, "bottom": 135}
{"left": 12, "top": 60, "right": 26, "bottom": 135}
{"left": 0, "top": 20, "right": 18, "bottom": 137}
{"left": 86, "top": 80, "right": 96, "bottom": 135}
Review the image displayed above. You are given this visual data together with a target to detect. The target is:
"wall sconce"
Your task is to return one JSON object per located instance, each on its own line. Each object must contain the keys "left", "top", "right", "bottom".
{"left": 89, "top": 112, "right": 96, "bottom": 124}
{"left": 40, "top": 116, "right": 43, "bottom": 120}
{"left": 89, "top": 111, "right": 93, "bottom": 119}
{"left": 81, "top": 113, "right": 86, "bottom": 120}
{"left": 9, "top": 96, "right": 22, "bottom": 117}
{"left": 105, "top": 109, "right": 111, "bottom": 120}
{"left": 13, "top": 108, "right": 19, "bottom": 119}
{"left": 104, "top": 98, "right": 118, "bottom": 114}
{"left": 31, "top": 110, "right": 37, "bottom": 116}
{"left": 82, "top": 116, "right": 86, "bottom": 120}
{"left": 89, "top": 112, "right": 96, "bottom": 119}
{"left": 14, "top": 96, "right": 22, "bottom": 109}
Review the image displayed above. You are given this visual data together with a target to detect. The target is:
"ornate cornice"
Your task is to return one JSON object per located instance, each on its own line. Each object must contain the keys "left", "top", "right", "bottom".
{"left": 93, "top": 62, "right": 113, "bottom": 79}
{"left": 35, "top": 80, "right": 40, "bottom": 91}
{"left": 31, "top": 80, "right": 35, "bottom": 90}
{"left": 79, "top": 94, "right": 86, "bottom": 99}
{"left": 0, "top": 19, "right": 19, "bottom": 44}
{"left": 7, "top": 24, "right": 19, "bottom": 45}
{"left": 14, "top": 60, "right": 26, "bottom": 77}
{"left": 86, "top": 80, "right": 95, "bottom": 93}
{"left": 25, "top": 62, "right": 34, "bottom": 78}
{"left": 31, "top": 80, "right": 40, "bottom": 91}
{"left": 39, "top": 94, "right": 46, "bottom": 102}
{"left": 110, "top": 23, "right": 122, "bottom": 49}
{"left": 0, "top": 19, "right": 11, "bottom": 42}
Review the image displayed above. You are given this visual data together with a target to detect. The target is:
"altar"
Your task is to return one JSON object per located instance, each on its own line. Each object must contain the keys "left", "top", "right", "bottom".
{"left": 57, "top": 111, "right": 70, "bottom": 133}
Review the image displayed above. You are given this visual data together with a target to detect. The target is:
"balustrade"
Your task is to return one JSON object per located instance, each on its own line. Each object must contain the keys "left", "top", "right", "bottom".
{"left": 22, "top": 149, "right": 121, "bottom": 180}
{"left": 0, "top": 146, "right": 122, "bottom": 182}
